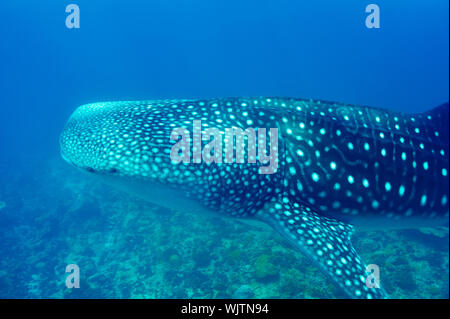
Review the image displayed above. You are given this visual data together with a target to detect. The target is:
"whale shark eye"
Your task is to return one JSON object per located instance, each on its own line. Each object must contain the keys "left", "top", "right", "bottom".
{"left": 108, "top": 168, "right": 119, "bottom": 174}
{"left": 85, "top": 166, "right": 96, "bottom": 173}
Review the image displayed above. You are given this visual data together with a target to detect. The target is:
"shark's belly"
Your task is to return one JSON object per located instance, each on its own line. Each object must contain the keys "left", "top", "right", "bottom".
{"left": 93, "top": 172, "right": 217, "bottom": 216}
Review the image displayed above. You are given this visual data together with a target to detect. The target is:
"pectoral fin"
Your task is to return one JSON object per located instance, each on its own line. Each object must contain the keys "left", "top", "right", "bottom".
{"left": 256, "top": 196, "right": 388, "bottom": 299}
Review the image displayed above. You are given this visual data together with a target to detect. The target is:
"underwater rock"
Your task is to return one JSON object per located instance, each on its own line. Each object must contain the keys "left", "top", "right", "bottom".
{"left": 279, "top": 269, "right": 304, "bottom": 298}
{"left": 193, "top": 248, "right": 211, "bottom": 268}
{"left": 254, "top": 254, "right": 279, "bottom": 283}
{"left": 233, "top": 285, "right": 255, "bottom": 298}
{"left": 391, "top": 264, "right": 418, "bottom": 291}
{"left": 187, "top": 270, "right": 211, "bottom": 289}
{"left": 168, "top": 254, "right": 182, "bottom": 267}
{"left": 419, "top": 227, "right": 449, "bottom": 239}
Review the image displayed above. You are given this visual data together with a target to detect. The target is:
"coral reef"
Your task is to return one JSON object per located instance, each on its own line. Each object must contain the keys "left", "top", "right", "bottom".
{"left": 0, "top": 157, "right": 448, "bottom": 299}
{"left": 254, "top": 254, "right": 279, "bottom": 283}
{"left": 419, "top": 227, "right": 448, "bottom": 239}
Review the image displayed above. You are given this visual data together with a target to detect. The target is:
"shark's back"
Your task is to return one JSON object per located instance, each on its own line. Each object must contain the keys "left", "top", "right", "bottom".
{"left": 275, "top": 98, "right": 449, "bottom": 226}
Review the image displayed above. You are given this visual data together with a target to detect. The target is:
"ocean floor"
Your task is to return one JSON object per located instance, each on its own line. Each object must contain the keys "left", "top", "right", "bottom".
{"left": 0, "top": 157, "right": 448, "bottom": 299}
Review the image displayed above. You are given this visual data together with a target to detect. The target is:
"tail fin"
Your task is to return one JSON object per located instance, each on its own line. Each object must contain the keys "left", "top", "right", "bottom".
{"left": 421, "top": 102, "right": 449, "bottom": 144}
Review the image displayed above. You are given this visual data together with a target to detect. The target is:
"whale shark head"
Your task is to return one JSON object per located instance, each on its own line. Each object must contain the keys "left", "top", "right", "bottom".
{"left": 60, "top": 101, "right": 162, "bottom": 176}
{"left": 60, "top": 99, "right": 281, "bottom": 213}
{"left": 60, "top": 100, "right": 204, "bottom": 207}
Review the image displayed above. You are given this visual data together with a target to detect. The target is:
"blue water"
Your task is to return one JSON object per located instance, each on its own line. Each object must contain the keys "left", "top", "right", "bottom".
{"left": 0, "top": 1, "right": 448, "bottom": 299}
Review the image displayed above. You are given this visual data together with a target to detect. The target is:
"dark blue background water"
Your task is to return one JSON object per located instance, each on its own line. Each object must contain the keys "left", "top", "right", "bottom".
{"left": 0, "top": 0, "right": 448, "bottom": 169}
{"left": 0, "top": 1, "right": 448, "bottom": 299}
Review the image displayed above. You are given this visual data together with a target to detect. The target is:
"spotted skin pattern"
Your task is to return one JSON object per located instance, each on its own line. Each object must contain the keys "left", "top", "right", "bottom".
{"left": 60, "top": 97, "right": 449, "bottom": 299}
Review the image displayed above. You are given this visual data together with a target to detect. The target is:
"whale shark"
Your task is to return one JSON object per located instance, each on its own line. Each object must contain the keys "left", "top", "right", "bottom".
{"left": 60, "top": 97, "right": 449, "bottom": 299}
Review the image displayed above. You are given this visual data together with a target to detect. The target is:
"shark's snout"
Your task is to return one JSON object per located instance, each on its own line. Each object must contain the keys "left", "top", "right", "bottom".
{"left": 60, "top": 102, "right": 118, "bottom": 173}
{"left": 59, "top": 101, "right": 173, "bottom": 178}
